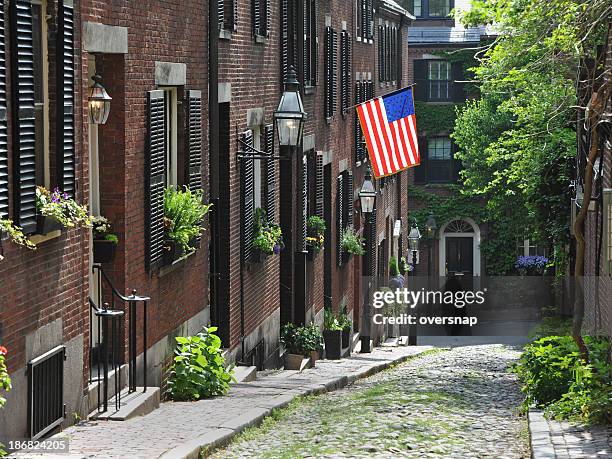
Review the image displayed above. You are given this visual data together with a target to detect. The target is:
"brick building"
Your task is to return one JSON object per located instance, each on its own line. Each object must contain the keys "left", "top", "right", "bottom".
{"left": 0, "top": 0, "right": 413, "bottom": 442}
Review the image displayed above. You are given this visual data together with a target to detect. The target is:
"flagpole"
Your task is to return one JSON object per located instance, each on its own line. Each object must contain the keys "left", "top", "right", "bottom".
{"left": 342, "top": 83, "right": 417, "bottom": 114}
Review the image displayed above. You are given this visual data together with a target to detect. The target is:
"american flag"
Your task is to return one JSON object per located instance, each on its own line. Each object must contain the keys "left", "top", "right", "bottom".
{"left": 356, "top": 87, "right": 420, "bottom": 178}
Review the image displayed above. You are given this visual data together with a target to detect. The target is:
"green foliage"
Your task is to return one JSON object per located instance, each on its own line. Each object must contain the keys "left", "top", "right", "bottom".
{"left": 35, "top": 186, "right": 92, "bottom": 229}
{"left": 450, "top": 0, "right": 610, "bottom": 276}
{"left": 0, "top": 346, "right": 11, "bottom": 457}
{"left": 0, "top": 219, "right": 36, "bottom": 261}
{"left": 389, "top": 256, "right": 400, "bottom": 277}
{"left": 324, "top": 309, "right": 343, "bottom": 331}
{"left": 341, "top": 227, "right": 365, "bottom": 256}
{"left": 514, "top": 336, "right": 611, "bottom": 424}
{"left": 306, "top": 216, "right": 326, "bottom": 250}
{"left": 252, "top": 208, "right": 283, "bottom": 255}
{"left": 414, "top": 102, "right": 460, "bottom": 135}
{"left": 163, "top": 186, "right": 212, "bottom": 253}
{"left": 337, "top": 308, "right": 352, "bottom": 332}
{"left": 91, "top": 216, "right": 119, "bottom": 245}
{"left": 280, "top": 323, "right": 324, "bottom": 355}
{"left": 166, "top": 327, "right": 235, "bottom": 401}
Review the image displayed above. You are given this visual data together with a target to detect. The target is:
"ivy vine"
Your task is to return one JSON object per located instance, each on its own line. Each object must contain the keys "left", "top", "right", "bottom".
{"left": 414, "top": 102, "right": 460, "bottom": 135}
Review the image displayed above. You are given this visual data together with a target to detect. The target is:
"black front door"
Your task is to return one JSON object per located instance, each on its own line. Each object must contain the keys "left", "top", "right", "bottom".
{"left": 446, "top": 237, "right": 473, "bottom": 289}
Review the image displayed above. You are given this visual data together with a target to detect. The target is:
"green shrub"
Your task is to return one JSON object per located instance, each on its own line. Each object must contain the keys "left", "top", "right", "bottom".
{"left": 337, "top": 309, "right": 351, "bottom": 332}
{"left": 324, "top": 309, "right": 343, "bottom": 331}
{"left": 166, "top": 327, "right": 234, "bottom": 401}
{"left": 514, "top": 335, "right": 611, "bottom": 424}
{"left": 389, "top": 256, "right": 400, "bottom": 277}
{"left": 164, "top": 186, "right": 212, "bottom": 253}
{"left": 341, "top": 227, "right": 365, "bottom": 256}
{"left": 280, "top": 323, "right": 323, "bottom": 355}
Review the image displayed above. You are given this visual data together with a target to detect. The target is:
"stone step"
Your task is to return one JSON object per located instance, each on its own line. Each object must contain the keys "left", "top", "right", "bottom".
{"left": 233, "top": 365, "right": 257, "bottom": 383}
{"left": 87, "top": 363, "right": 129, "bottom": 413}
{"left": 89, "top": 387, "right": 160, "bottom": 421}
{"left": 382, "top": 337, "right": 400, "bottom": 347}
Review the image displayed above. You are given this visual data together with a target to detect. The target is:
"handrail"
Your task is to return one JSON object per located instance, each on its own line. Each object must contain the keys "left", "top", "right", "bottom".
{"left": 92, "top": 264, "right": 150, "bottom": 302}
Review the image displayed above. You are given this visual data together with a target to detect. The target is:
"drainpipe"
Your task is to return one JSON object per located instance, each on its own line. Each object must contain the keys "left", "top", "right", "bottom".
{"left": 209, "top": 0, "right": 220, "bottom": 337}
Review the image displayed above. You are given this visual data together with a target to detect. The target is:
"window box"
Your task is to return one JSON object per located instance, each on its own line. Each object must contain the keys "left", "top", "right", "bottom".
{"left": 250, "top": 248, "right": 269, "bottom": 265}
{"left": 36, "top": 215, "right": 62, "bottom": 235}
{"left": 93, "top": 239, "right": 117, "bottom": 264}
{"left": 162, "top": 240, "right": 184, "bottom": 266}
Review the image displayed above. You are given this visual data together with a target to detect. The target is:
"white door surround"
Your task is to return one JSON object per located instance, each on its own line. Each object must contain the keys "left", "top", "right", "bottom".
{"left": 438, "top": 217, "right": 481, "bottom": 277}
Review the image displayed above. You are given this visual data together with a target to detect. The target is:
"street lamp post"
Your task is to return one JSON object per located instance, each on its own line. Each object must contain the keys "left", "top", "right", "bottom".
{"left": 358, "top": 167, "right": 376, "bottom": 353}
{"left": 407, "top": 219, "right": 421, "bottom": 345}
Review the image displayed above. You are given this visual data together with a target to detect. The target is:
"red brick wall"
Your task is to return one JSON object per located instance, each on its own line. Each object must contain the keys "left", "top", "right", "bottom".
{"left": 0, "top": 0, "right": 89, "bottom": 384}
{"left": 82, "top": 0, "right": 210, "bottom": 362}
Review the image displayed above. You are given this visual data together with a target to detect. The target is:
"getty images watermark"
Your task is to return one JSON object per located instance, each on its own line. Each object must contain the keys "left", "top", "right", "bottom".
{"left": 371, "top": 287, "right": 487, "bottom": 327}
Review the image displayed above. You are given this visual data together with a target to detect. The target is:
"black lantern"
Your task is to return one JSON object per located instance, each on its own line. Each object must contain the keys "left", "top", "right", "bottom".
{"left": 424, "top": 213, "right": 437, "bottom": 239}
{"left": 359, "top": 167, "right": 376, "bottom": 214}
{"left": 274, "top": 66, "right": 306, "bottom": 147}
{"left": 408, "top": 220, "right": 421, "bottom": 251}
{"left": 88, "top": 74, "right": 112, "bottom": 125}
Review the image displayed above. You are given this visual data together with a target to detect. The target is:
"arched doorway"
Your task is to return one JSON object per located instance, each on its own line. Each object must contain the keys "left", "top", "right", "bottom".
{"left": 438, "top": 218, "right": 481, "bottom": 278}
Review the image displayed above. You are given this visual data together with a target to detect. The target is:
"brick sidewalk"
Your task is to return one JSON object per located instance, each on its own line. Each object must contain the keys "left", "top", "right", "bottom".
{"left": 10, "top": 345, "right": 433, "bottom": 459}
{"left": 529, "top": 409, "right": 612, "bottom": 459}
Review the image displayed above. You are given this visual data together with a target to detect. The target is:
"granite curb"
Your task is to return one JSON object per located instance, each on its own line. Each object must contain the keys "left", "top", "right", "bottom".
{"left": 159, "top": 346, "right": 434, "bottom": 458}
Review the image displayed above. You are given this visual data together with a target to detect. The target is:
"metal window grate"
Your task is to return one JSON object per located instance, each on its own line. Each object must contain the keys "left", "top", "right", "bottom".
{"left": 28, "top": 345, "right": 65, "bottom": 439}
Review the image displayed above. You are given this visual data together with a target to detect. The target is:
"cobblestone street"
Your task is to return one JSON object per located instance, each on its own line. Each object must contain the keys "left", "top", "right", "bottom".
{"left": 212, "top": 345, "right": 529, "bottom": 458}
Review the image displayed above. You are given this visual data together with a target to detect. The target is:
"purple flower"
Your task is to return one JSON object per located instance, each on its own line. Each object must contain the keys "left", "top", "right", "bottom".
{"left": 515, "top": 255, "right": 549, "bottom": 270}
{"left": 273, "top": 243, "right": 281, "bottom": 255}
{"left": 51, "top": 193, "right": 60, "bottom": 203}
{"left": 63, "top": 192, "right": 69, "bottom": 200}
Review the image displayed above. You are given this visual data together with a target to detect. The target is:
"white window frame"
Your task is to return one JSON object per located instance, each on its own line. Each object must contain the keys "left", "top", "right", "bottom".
{"left": 32, "top": 0, "right": 50, "bottom": 188}
{"left": 162, "top": 87, "right": 178, "bottom": 187}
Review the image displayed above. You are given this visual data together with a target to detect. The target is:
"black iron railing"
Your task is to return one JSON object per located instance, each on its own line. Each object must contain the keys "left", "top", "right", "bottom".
{"left": 89, "top": 264, "right": 150, "bottom": 413}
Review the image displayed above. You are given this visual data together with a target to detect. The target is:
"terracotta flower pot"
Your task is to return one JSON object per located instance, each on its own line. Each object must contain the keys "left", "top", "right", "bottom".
{"left": 284, "top": 353, "right": 305, "bottom": 370}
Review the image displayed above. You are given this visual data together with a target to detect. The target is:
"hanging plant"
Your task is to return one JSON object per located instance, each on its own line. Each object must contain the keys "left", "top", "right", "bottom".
{"left": 35, "top": 186, "right": 92, "bottom": 230}
{"left": 163, "top": 186, "right": 212, "bottom": 256}
{"left": 0, "top": 219, "right": 36, "bottom": 261}
{"left": 252, "top": 208, "right": 283, "bottom": 255}
{"left": 306, "top": 216, "right": 326, "bottom": 251}
{"left": 341, "top": 226, "right": 365, "bottom": 256}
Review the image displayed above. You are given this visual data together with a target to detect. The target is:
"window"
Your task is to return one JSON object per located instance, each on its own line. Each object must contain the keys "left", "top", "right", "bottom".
{"left": 218, "top": 0, "right": 237, "bottom": 33}
{"left": 428, "top": 60, "right": 451, "bottom": 101}
{"left": 429, "top": 0, "right": 451, "bottom": 17}
{"left": 378, "top": 24, "right": 398, "bottom": 83}
{"left": 357, "top": 0, "right": 374, "bottom": 41}
{"left": 32, "top": 0, "right": 49, "bottom": 188}
{"left": 409, "top": 0, "right": 422, "bottom": 16}
{"left": 516, "top": 238, "right": 549, "bottom": 258}
{"left": 252, "top": 0, "right": 270, "bottom": 38}
{"left": 427, "top": 137, "right": 452, "bottom": 183}
{"left": 324, "top": 26, "right": 337, "bottom": 119}
{"left": 162, "top": 87, "right": 179, "bottom": 187}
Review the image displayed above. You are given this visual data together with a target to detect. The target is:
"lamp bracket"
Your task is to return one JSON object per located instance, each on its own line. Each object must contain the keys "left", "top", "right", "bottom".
{"left": 235, "top": 126, "right": 289, "bottom": 163}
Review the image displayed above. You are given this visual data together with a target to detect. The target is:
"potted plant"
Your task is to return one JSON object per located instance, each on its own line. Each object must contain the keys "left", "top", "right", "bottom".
{"left": 91, "top": 216, "right": 119, "bottom": 264}
{"left": 163, "top": 186, "right": 212, "bottom": 264}
{"left": 340, "top": 226, "right": 365, "bottom": 261}
{"left": 35, "top": 186, "right": 92, "bottom": 234}
{"left": 280, "top": 324, "right": 308, "bottom": 370}
{"left": 0, "top": 219, "right": 36, "bottom": 262}
{"left": 251, "top": 208, "right": 283, "bottom": 262}
{"left": 300, "top": 322, "right": 324, "bottom": 368}
{"left": 323, "top": 309, "right": 343, "bottom": 360}
{"left": 305, "top": 216, "right": 326, "bottom": 259}
{"left": 515, "top": 255, "right": 550, "bottom": 276}
{"left": 337, "top": 309, "right": 352, "bottom": 350}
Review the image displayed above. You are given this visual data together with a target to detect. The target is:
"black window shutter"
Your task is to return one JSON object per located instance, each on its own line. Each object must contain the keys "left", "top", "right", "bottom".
{"left": 332, "top": 29, "right": 338, "bottom": 115}
{"left": 354, "top": 80, "right": 362, "bottom": 163}
{"left": 452, "top": 61, "right": 465, "bottom": 102}
{"left": 299, "top": 155, "right": 308, "bottom": 252}
{"left": 378, "top": 25, "right": 384, "bottom": 82}
{"left": 359, "top": 0, "right": 366, "bottom": 40}
{"left": 218, "top": 0, "right": 224, "bottom": 30}
{"left": 452, "top": 141, "right": 462, "bottom": 182}
{"left": 0, "top": 0, "right": 8, "bottom": 219}
{"left": 146, "top": 91, "right": 166, "bottom": 270}
{"left": 56, "top": 0, "right": 75, "bottom": 197}
{"left": 241, "top": 130, "right": 255, "bottom": 262}
{"left": 186, "top": 90, "right": 202, "bottom": 191}
{"left": 264, "top": 123, "right": 276, "bottom": 223}
{"left": 233, "top": 0, "right": 238, "bottom": 31}
{"left": 10, "top": 0, "right": 36, "bottom": 233}
{"left": 366, "top": 0, "right": 373, "bottom": 39}
{"left": 311, "top": 0, "right": 317, "bottom": 85}
{"left": 252, "top": 0, "right": 260, "bottom": 36}
{"left": 336, "top": 173, "right": 343, "bottom": 266}
{"left": 342, "top": 170, "right": 353, "bottom": 230}
{"left": 315, "top": 151, "right": 324, "bottom": 219}
{"left": 340, "top": 30, "right": 350, "bottom": 116}
{"left": 324, "top": 26, "right": 333, "bottom": 118}
{"left": 413, "top": 60, "right": 427, "bottom": 101}
{"left": 414, "top": 136, "right": 428, "bottom": 184}
{"left": 265, "top": 0, "right": 271, "bottom": 37}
